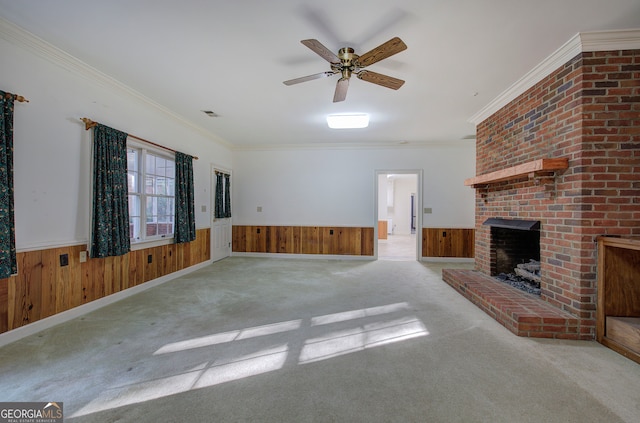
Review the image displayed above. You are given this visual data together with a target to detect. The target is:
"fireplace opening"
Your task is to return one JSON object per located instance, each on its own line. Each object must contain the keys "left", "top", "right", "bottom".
{"left": 484, "top": 219, "right": 541, "bottom": 295}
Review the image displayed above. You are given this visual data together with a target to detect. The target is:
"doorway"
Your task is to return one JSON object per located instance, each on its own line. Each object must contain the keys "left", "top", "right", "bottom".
{"left": 375, "top": 171, "right": 421, "bottom": 261}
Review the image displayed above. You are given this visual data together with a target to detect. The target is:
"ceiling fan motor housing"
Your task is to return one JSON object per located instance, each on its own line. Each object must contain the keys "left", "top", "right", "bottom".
{"left": 338, "top": 47, "right": 359, "bottom": 79}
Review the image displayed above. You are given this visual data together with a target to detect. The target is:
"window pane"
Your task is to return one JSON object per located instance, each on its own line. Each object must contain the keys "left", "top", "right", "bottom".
{"left": 128, "top": 195, "right": 141, "bottom": 217}
{"left": 155, "top": 176, "right": 166, "bottom": 196}
{"left": 157, "top": 197, "right": 168, "bottom": 217}
{"left": 129, "top": 216, "right": 140, "bottom": 240}
{"left": 156, "top": 156, "right": 166, "bottom": 177}
{"left": 128, "top": 172, "right": 137, "bottom": 193}
{"left": 146, "top": 154, "right": 156, "bottom": 175}
{"left": 146, "top": 223, "right": 158, "bottom": 237}
{"left": 127, "top": 148, "right": 138, "bottom": 172}
{"left": 146, "top": 197, "right": 157, "bottom": 220}
{"left": 158, "top": 222, "right": 170, "bottom": 235}
{"left": 166, "top": 177, "right": 175, "bottom": 196}
{"left": 165, "top": 160, "right": 175, "bottom": 177}
{"left": 145, "top": 175, "right": 155, "bottom": 194}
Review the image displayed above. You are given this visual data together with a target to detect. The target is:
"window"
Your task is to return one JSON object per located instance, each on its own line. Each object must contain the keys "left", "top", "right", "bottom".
{"left": 127, "top": 144, "right": 175, "bottom": 243}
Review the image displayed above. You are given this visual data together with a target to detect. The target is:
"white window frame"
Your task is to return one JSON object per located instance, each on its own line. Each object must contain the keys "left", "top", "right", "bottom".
{"left": 127, "top": 139, "right": 175, "bottom": 249}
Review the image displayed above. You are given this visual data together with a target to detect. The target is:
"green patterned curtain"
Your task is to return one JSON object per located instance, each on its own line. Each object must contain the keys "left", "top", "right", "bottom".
{"left": 0, "top": 92, "right": 16, "bottom": 279}
{"left": 90, "top": 124, "right": 130, "bottom": 258}
{"left": 215, "top": 172, "right": 224, "bottom": 218}
{"left": 174, "top": 151, "right": 196, "bottom": 243}
{"left": 224, "top": 173, "right": 231, "bottom": 218}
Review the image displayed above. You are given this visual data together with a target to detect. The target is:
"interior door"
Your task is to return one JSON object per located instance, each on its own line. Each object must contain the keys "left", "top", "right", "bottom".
{"left": 211, "top": 217, "right": 231, "bottom": 261}
{"left": 211, "top": 168, "right": 232, "bottom": 262}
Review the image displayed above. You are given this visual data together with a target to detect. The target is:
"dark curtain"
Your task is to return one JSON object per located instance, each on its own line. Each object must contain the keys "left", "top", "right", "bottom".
{"left": 90, "top": 124, "right": 130, "bottom": 258}
{"left": 224, "top": 173, "right": 231, "bottom": 218}
{"left": 174, "top": 151, "right": 196, "bottom": 243}
{"left": 0, "top": 92, "right": 16, "bottom": 278}
{"left": 215, "top": 172, "right": 224, "bottom": 218}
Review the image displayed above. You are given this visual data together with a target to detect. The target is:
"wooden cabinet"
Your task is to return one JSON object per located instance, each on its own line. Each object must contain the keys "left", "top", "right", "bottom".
{"left": 596, "top": 236, "right": 640, "bottom": 364}
{"left": 378, "top": 220, "right": 388, "bottom": 240}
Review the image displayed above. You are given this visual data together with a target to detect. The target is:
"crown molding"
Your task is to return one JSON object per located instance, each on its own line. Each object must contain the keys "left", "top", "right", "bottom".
{"left": 0, "top": 17, "right": 233, "bottom": 149}
{"left": 469, "top": 29, "right": 640, "bottom": 125}
{"left": 231, "top": 139, "right": 474, "bottom": 152}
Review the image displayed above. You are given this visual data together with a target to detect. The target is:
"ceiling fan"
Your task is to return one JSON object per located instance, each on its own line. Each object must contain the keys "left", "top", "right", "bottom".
{"left": 283, "top": 37, "right": 407, "bottom": 102}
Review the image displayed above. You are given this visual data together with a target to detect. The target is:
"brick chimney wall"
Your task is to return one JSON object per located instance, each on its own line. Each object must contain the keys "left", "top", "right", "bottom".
{"left": 474, "top": 49, "right": 639, "bottom": 338}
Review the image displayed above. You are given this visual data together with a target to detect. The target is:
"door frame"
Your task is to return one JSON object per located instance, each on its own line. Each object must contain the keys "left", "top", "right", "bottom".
{"left": 374, "top": 169, "right": 423, "bottom": 260}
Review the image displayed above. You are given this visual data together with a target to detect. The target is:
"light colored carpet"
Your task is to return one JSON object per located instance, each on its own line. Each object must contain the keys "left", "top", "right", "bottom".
{"left": 1, "top": 257, "right": 639, "bottom": 422}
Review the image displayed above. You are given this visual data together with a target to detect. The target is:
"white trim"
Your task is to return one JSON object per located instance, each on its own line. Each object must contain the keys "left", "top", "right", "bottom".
{"left": 0, "top": 260, "right": 213, "bottom": 348}
{"left": 231, "top": 252, "right": 374, "bottom": 261}
{"left": 17, "top": 240, "right": 88, "bottom": 253}
{"left": 374, "top": 169, "right": 423, "bottom": 261}
{"left": 580, "top": 29, "right": 640, "bottom": 52}
{"left": 421, "top": 257, "right": 475, "bottom": 263}
{"left": 232, "top": 140, "right": 472, "bottom": 152}
{"left": 0, "top": 16, "right": 232, "bottom": 149}
{"left": 469, "top": 29, "right": 640, "bottom": 125}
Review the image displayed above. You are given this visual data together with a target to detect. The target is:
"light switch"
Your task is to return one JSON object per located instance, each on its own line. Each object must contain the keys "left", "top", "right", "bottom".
{"left": 201, "top": 205, "right": 207, "bottom": 212}
{"left": 257, "top": 206, "right": 262, "bottom": 212}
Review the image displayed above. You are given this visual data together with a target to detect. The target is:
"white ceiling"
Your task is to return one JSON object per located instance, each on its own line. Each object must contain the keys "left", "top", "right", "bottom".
{"left": 0, "top": 0, "right": 639, "bottom": 148}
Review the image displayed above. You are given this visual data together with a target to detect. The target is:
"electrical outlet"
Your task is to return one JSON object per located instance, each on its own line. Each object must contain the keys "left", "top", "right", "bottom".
{"left": 201, "top": 205, "right": 207, "bottom": 212}
{"left": 147, "top": 254, "right": 153, "bottom": 264}
{"left": 424, "top": 207, "right": 433, "bottom": 214}
{"left": 59, "top": 254, "right": 69, "bottom": 267}
{"left": 79, "top": 251, "right": 87, "bottom": 263}
{"left": 257, "top": 206, "right": 262, "bottom": 212}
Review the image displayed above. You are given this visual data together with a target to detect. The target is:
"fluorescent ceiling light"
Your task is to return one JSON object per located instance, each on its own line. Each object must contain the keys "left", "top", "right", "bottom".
{"left": 326, "top": 113, "right": 369, "bottom": 129}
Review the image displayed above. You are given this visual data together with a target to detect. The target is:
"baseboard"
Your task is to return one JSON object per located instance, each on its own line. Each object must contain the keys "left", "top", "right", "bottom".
{"left": 231, "top": 252, "right": 374, "bottom": 261}
{"left": 0, "top": 259, "right": 213, "bottom": 348}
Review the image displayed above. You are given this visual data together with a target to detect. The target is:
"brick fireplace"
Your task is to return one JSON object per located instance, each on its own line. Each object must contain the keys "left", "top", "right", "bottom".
{"left": 443, "top": 32, "right": 640, "bottom": 339}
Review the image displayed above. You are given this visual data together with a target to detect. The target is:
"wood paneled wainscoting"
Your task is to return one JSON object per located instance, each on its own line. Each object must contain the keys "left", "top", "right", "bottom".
{"left": 422, "top": 228, "right": 475, "bottom": 258}
{"left": 233, "top": 225, "right": 374, "bottom": 256}
{"left": 0, "top": 228, "right": 210, "bottom": 335}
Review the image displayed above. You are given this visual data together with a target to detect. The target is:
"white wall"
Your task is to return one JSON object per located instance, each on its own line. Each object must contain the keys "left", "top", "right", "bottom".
{"left": 232, "top": 144, "right": 476, "bottom": 228}
{"left": 1, "top": 30, "right": 232, "bottom": 250}
{"left": 377, "top": 174, "right": 388, "bottom": 221}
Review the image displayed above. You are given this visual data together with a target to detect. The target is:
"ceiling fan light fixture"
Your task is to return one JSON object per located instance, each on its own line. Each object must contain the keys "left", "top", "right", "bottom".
{"left": 326, "top": 113, "right": 369, "bottom": 129}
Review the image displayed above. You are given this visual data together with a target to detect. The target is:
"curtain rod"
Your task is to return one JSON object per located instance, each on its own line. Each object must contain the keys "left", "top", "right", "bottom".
{"left": 80, "top": 118, "right": 198, "bottom": 160}
{"left": 4, "top": 92, "right": 29, "bottom": 103}
{"left": 215, "top": 170, "right": 230, "bottom": 176}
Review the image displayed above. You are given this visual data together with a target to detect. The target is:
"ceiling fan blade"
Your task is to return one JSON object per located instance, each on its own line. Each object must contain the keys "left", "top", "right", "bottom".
{"left": 357, "top": 37, "right": 407, "bottom": 67}
{"left": 333, "top": 78, "right": 349, "bottom": 102}
{"left": 357, "top": 70, "right": 405, "bottom": 90}
{"left": 283, "top": 71, "right": 336, "bottom": 86}
{"left": 301, "top": 39, "right": 340, "bottom": 63}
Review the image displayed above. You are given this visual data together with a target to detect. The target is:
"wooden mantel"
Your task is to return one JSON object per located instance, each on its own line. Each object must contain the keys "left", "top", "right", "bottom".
{"left": 465, "top": 158, "right": 568, "bottom": 187}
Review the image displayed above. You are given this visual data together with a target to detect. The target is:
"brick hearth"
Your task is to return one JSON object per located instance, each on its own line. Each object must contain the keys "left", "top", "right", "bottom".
{"left": 443, "top": 269, "right": 585, "bottom": 339}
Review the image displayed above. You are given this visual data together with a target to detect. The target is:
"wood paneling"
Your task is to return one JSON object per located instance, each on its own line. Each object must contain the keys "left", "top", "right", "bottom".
{"left": 596, "top": 237, "right": 640, "bottom": 364}
{"left": 233, "top": 225, "right": 374, "bottom": 256}
{"left": 0, "top": 228, "right": 210, "bottom": 334}
{"left": 422, "top": 228, "right": 474, "bottom": 258}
